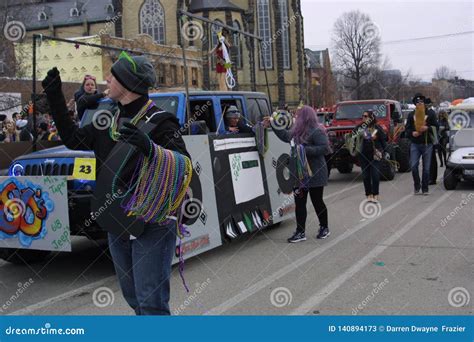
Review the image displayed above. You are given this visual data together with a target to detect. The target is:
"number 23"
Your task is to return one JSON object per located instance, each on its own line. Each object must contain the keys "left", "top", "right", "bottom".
{"left": 79, "top": 165, "right": 92, "bottom": 174}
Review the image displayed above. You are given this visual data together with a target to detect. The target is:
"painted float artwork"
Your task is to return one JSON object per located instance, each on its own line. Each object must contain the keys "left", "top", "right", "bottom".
{"left": 0, "top": 176, "right": 70, "bottom": 252}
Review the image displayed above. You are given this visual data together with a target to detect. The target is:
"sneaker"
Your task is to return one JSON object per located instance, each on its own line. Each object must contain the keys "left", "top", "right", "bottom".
{"left": 422, "top": 191, "right": 430, "bottom": 196}
{"left": 317, "top": 226, "right": 330, "bottom": 239}
{"left": 414, "top": 189, "right": 421, "bottom": 195}
{"left": 288, "top": 231, "right": 306, "bottom": 243}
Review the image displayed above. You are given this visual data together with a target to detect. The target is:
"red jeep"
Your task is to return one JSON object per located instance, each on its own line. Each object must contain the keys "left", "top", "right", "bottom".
{"left": 326, "top": 99, "right": 411, "bottom": 180}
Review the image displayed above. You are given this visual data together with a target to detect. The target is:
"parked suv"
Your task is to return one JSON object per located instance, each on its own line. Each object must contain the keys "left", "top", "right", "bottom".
{"left": 326, "top": 99, "right": 411, "bottom": 180}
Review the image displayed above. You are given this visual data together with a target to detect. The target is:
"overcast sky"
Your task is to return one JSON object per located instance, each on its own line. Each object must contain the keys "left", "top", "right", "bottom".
{"left": 301, "top": 0, "right": 473, "bottom": 81}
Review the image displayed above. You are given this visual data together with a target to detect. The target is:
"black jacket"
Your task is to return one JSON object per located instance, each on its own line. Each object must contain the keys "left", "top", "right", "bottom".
{"left": 353, "top": 123, "right": 387, "bottom": 157}
{"left": 225, "top": 121, "right": 254, "bottom": 134}
{"left": 405, "top": 108, "right": 439, "bottom": 145}
{"left": 74, "top": 88, "right": 104, "bottom": 121}
{"left": 273, "top": 126, "right": 330, "bottom": 188}
{"left": 48, "top": 92, "right": 189, "bottom": 185}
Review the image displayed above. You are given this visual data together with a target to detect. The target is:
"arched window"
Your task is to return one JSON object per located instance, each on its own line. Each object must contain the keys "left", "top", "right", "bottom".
{"left": 38, "top": 12, "right": 48, "bottom": 21}
{"left": 278, "top": 0, "right": 290, "bottom": 69}
{"left": 139, "top": 0, "right": 165, "bottom": 44}
{"left": 210, "top": 20, "right": 223, "bottom": 48}
{"left": 257, "top": 0, "right": 272, "bottom": 69}
{"left": 105, "top": 3, "right": 114, "bottom": 15}
{"left": 233, "top": 20, "right": 242, "bottom": 69}
{"left": 70, "top": 8, "right": 80, "bottom": 17}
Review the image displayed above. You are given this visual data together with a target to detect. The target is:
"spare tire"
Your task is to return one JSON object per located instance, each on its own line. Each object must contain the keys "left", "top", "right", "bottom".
{"left": 276, "top": 153, "right": 296, "bottom": 194}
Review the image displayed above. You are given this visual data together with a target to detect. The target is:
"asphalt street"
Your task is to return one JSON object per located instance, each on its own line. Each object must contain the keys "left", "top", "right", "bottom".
{"left": 0, "top": 166, "right": 472, "bottom": 316}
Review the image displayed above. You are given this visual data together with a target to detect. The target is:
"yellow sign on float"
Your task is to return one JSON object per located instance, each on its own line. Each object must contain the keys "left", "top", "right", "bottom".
{"left": 72, "top": 158, "right": 96, "bottom": 180}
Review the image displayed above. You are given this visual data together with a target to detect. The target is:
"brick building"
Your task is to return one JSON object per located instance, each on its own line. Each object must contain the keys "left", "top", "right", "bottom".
{"left": 305, "top": 48, "right": 336, "bottom": 108}
{"left": 2, "top": 0, "right": 307, "bottom": 107}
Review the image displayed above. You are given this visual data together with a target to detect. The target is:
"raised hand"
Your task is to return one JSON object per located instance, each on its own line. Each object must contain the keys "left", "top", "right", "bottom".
{"left": 42, "top": 67, "right": 62, "bottom": 96}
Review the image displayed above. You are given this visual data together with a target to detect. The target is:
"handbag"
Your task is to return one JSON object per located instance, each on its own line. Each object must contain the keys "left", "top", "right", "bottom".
{"left": 372, "top": 131, "right": 383, "bottom": 161}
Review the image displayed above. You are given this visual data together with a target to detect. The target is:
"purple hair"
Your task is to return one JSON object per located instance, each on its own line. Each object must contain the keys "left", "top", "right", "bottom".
{"left": 291, "top": 105, "right": 326, "bottom": 144}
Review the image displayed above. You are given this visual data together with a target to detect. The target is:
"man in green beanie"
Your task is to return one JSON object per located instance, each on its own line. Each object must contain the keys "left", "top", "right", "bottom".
{"left": 42, "top": 52, "right": 190, "bottom": 315}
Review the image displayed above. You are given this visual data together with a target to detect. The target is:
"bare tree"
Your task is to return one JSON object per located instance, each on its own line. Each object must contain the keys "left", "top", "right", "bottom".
{"left": 433, "top": 65, "right": 457, "bottom": 80}
{"left": 332, "top": 10, "right": 381, "bottom": 99}
{"left": 0, "top": 1, "right": 33, "bottom": 78}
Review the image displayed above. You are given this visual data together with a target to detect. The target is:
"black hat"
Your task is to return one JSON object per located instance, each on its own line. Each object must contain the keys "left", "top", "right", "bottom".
{"left": 111, "top": 52, "right": 156, "bottom": 96}
{"left": 412, "top": 93, "right": 426, "bottom": 105}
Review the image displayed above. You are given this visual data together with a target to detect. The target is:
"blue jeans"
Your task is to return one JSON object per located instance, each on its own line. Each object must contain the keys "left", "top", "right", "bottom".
{"left": 108, "top": 222, "right": 177, "bottom": 315}
{"left": 359, "top": 155, "right": 381, "bottom": 196}
{"left": 410, "top": 143, "right": 433, "bottom": 193}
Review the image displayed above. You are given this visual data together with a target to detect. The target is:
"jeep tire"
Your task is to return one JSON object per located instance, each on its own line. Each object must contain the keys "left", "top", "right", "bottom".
{"left": 379, "top": 159, "right": 396, "bottom": 181}
{"left": 337, "top": 163, "right": 353, "bottom": 174}
{"left": 0, "top": 248, "right": 51, "bottom": 265}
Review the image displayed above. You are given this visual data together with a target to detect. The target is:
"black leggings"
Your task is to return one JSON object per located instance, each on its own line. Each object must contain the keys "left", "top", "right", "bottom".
{"left": 438, "top": 138, "right": 448, "bottom": 166}
{"left": 294, "top": 186, "right": 328, "bottom": 233}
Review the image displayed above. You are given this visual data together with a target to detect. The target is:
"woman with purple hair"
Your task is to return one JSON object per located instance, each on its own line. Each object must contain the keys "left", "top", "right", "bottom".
{"left": 264, "top": 106, "right": 331, "bottom": 242}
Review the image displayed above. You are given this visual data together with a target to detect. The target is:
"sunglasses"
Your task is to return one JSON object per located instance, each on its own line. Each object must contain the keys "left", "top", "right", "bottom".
{"left": 362, "top": 115, "right": 369, "bottom": 118}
